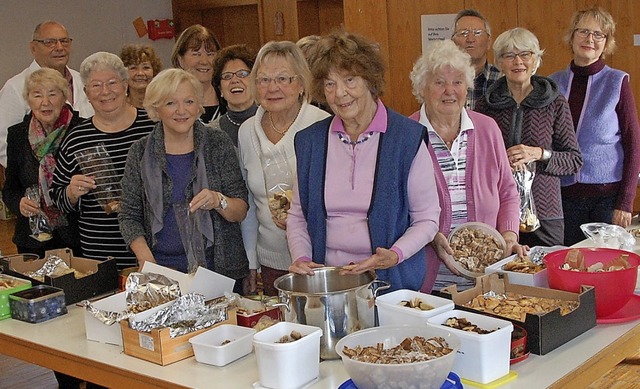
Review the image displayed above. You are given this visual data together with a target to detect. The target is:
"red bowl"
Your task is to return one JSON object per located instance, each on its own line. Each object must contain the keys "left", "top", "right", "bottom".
{"left": 544, "top": 248, "right": 640, "bottom": 318}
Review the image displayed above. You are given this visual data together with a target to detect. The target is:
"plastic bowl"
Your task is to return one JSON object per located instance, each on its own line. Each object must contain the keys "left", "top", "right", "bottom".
{"left": 335, "top": 325, "right": 459, "bottom": 389}
{"left": 448, "top": 222, "right": 507, "bottom": 278}
{"left": 544, "top": 248, "right": 640, "bottom": 317}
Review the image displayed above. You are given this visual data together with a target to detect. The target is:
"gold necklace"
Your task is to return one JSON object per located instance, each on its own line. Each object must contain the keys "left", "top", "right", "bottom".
{"left": 269, "top": 112, "right": 290, "bottom": 135}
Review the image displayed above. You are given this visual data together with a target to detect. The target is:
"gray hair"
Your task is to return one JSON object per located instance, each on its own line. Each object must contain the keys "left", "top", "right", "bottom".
{"left": 79, "top": 52, "right": 128, "bottom": 85}
{"left": 410, "top": 40, "right": 475, "bottom": 104}
{"left": 23, "top": 67, "right": 70, "bottom": 102}
{"left": 493, "top": 28, "right": 544, "bottom": 73}
{"left": 453, "top": 9, "right": 492, "bottom": 36}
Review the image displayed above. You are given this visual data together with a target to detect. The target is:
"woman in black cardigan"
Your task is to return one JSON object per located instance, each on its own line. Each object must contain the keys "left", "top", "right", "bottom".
{"left": 2, "top": 68, "right": 82, "bottom": 257}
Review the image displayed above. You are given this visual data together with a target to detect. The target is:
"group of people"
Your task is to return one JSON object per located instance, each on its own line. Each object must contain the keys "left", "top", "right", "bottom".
{"left": 2, "top": 6, "right": 638, "bottom": 311}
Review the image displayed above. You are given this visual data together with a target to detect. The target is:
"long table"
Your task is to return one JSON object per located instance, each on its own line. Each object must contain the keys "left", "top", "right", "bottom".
{"left": 0, "top": 301, "right": 638, "bottom": 388}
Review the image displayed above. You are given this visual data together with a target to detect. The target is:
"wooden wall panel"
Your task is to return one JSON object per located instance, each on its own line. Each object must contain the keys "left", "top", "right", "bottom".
{"left": 318, "top": 0, "right": 345, "bottom": 35}
{"left": 220, "top": 6, "right": 262, "bottom": 49}
{"left": 261, "top": 0, "right": 299, "bottom": 42}
{"left": 610, "top": 0, "right": 640, "bottom": 113}
{"left": 297, "top": 0, "right": 320, "bottom": 40}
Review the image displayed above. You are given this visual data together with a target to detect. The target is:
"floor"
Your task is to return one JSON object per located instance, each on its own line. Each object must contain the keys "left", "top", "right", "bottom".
{"left": 0, "top": 217, "right": 639, "bottom": 388}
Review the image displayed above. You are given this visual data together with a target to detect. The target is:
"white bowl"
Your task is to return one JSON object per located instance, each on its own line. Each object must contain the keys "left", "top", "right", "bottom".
{"left": 375, "top": 289, "right": 454, "bottom": 326}
{"left": 335, "top": 325, "right": 459, "bottom": 389}
{"left": 189, "top": 324, "right": 256, "bottom": 366}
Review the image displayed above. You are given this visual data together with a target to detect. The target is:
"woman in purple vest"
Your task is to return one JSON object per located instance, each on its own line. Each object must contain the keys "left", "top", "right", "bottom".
{"left": 286, "top": 31, "right": 441, "bottom": 292}
{"left": 549, "top": 7, "right": 640, "bottom": 246}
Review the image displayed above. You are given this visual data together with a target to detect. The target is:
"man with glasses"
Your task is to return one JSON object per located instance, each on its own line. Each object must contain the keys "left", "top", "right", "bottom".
{"left": 451, "top": 9, "right": 501, "bottom": 110}
{"left": 0, "top": 20, "right": 93, "bottom": 168}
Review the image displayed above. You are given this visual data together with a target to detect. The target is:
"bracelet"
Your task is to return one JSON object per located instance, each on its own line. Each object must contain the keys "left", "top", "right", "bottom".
{"left": 213, "top": 192, "right": 228, "bottom": 210}
{"left": 541, "top": 148, "right": 552, "bottom": 161}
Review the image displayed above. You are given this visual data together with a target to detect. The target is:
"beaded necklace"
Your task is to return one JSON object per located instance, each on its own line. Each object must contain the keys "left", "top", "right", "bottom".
{"left": 226, "top": 114, "right": 241, "bottom": 127}
{"left": 337, "top": 131, "right": 374, "bottom": 145}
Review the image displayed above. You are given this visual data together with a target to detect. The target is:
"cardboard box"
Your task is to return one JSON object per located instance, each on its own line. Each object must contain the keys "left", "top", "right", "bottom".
{"left": 236, "top": 296, "right": 280, "bottom": 328}
{"left": 441, "top": 273, "right": 596, "bottom": 355}
{"left": 1, "top": 248, "right": 118, "bottom": 305}
{"left": 83, "top": 262, "right": 236, "bottom": 346}
{"left": 121, "top": 307, "right": 237, "bottom": 365}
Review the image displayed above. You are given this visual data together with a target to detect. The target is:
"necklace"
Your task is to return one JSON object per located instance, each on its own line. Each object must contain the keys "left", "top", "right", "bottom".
{"left": 269, "top": 112, "right": 291, "bottom": 135}
{"left": 226, "top": 114, "right": 241, "bottom": 127}
{"left": 337, "top": 131, "right": 374, "bottom": 145}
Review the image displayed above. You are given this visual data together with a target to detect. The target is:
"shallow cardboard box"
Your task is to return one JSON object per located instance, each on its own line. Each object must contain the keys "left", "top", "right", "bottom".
{"left": 121, "top": 307, "right": 237, "bottom": 365}
{"left": 441, "top": 273, "right": 596, "bottom": 355}
{"left": 1, "top": 248, "right": 117, "bottom": 305}
{"left": 83, "top": 262, "right": 236, "bottom": 346}
{"left": 236, "top": 296, "right": 280, "bottom": 328}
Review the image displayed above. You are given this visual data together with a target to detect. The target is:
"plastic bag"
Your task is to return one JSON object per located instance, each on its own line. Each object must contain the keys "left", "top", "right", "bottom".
{"left": 580, "top": 222, "right": 635, "bottom": 251}
{"left": 25, "top": 185, "right": 52, "bottom": 242}
{"left": 514, "top": 162, "right": 540, "bottom": 232}
{"left": 75, "top": 143, "right": 122, "bottom": 214}
{"left": 174, "top": 202, "right": 207, "bottom": 274}
{"left": 261, "top": 147, "right": 293, "bottom": 223}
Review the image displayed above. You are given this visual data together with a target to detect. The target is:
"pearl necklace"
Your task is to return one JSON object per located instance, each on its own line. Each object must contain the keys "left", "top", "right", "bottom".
{"left": 226, "top": 114, "right": 241, "bottom": 127}
{"left": 337, "top": 131, "right": 374, "bottom": 145}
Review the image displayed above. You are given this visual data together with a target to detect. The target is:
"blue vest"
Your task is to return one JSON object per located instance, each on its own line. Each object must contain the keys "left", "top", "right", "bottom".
{"left": 551, "top": 65, "right": 626, "bottom": 185}
{"left": 294, "top": 108, "right": 428, "bottom": 292}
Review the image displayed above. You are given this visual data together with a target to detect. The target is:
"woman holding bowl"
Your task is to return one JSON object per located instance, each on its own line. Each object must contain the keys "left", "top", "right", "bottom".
{"left": 50, "top": 52, "right": 155, "bottom": 269}
{"left": 119, "top": 69, "right": 249, "bottom": 293}
{"left": 550, "top": 8, "right": 640, "bottom": 245}
{"left": 409, "top": 40, "right": 522, "bottom": 292}
{"left": 238, "top": 41, "right": 329, "bottom": 295}
{"left": 287, "top": 31, "right": 440, "bottom": 292}
{"left": 3, "top": 68, "right": 82, "bottom": 257}
{"left": 475, "top": 28, "right": 583, "bottom": 248}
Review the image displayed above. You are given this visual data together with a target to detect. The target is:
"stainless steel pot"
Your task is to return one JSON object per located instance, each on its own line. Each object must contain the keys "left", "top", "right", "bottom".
{"left": 273, "top": 267, "right": 389, "bottom": 360}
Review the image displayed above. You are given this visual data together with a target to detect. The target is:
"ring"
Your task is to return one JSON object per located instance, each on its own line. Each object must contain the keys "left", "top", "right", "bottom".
{"left": 78, "top": 186, "right": 83, "bottom": 191}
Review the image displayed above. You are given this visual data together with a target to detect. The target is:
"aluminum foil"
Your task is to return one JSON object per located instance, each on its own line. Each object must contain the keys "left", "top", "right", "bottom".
{"left": 23, "top": 255, "right": 69, "bottom": 281}
{"left": 128, "top": 293, "right": 230, "bottom": 338}
{"left": 125, "top": 272, "right": 181, "bottom": 313}
{"left": 83, "top": 300, "right": 134, "bottom": 325}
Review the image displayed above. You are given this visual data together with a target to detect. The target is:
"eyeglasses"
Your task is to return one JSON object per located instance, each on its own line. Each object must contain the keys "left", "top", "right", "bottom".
{"left": 574, "top": 28, "right": 607, "bottom": 42}
{"left": 500, "top": 51, "right": 534, "bottom": 62}
{"left": 256, "top": 75, "right": 298, "bottom": 88}
{"left": 86, "top": 79, "right": 123, "bottom": 94}
{"left": 452, "top": 29, "right": 488, "bottom": 39}
{"left": 221, "top": 69, "right": 251, "bottom": 81}
{"left": 32, "top": 38, "right": 73, "bottom": 48}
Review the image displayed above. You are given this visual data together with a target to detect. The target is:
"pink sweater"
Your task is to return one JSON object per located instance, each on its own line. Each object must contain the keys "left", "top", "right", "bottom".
{"left": 410, "top": 108, "right": 520, "bottom": 292}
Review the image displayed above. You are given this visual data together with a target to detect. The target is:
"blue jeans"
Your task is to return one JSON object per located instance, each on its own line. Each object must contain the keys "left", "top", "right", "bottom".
{"left": 562, "top": 195, "right": 616, "bottom": 246}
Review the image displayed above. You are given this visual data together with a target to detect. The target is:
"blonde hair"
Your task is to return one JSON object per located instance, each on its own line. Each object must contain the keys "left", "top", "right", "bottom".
{"left": 143, "top": 69, "right": 204, "bottom": 122}
{"left": 564, "top": 7, "right": 616, "bottom": 59}
{"left": 23, "top": 68, "right": 69, "bottom": 102}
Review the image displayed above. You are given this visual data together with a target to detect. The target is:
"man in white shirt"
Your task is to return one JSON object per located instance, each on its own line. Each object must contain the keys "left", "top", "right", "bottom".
{"left": 0, "top": 20, "right": 93, "bottom": 167}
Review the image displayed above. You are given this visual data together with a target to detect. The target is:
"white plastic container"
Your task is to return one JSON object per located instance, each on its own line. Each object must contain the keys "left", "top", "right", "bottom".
{"left": 427, "top": 309, "right": 513, "bottom": 384}
{"left": 375, "top": 289, "right": 454, "bottom": 326}
{"left": 252, "top": 322, "right": 322, "bottom": 389}
{"left": 188, "top": 324, "right": 256, "bottom": 367}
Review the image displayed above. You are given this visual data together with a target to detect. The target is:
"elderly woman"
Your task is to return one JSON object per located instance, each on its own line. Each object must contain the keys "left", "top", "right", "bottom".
{"left": 118, "top": 69, "right": 249, "bottom": 293}
{"left": 2, "top": 68, "right": 82, "bottom": 257}
{"left": 171, "top": 25, "right": 225, "bottom": 124}
{"left": 50, "top": 52, "right": 155, "bottom": 270}
{"left": 550, "top": 8, "right": 640, "bottom": 245}
{"left": 408, "top": 40, "right": 521, "bottom": 292}
{"left": 475, "top": 28, "right": 583, "bottom": 248}
{"left": 120, "top": 44, "right": 163, "bottom": 108}
{"left": 209, "top": 44, "right": 257, "bottom": 147}
{"left": 287, "top": 31, "right": 440, "bottom": 293}
{"left": 238, "top": 41, "right": 330, "bottom": 295}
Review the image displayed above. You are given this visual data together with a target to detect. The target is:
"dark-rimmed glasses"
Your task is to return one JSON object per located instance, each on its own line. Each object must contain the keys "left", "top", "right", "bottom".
{"left": 500, "top": 51, "right": 534, "bottom": 62}
{"left": 32, "top": 38, "right": 72, "bottom": 48}
{"left": 574, "top": 28, "right": 607, "bottom": 42}
{"left": 221, "top": 70, "right": 251, "bottom": 81}
{"left": 452, "top": 29, "right": 488, "bottom": 39}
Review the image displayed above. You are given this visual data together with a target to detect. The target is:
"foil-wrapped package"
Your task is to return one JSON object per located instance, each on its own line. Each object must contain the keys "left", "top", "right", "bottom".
{"left": 23, "top": 255, "right": 71, "bottom": 281}
{"left": 125, "top": 272, "right": 181, "bottom": 314}
{"left": 129, "top": 293, "right": 230, "bottom": 338}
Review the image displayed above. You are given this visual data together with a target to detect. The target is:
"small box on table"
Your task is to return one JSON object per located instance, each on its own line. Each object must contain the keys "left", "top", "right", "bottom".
{"left": 441, "top": 273, "right": 596, "bottom": 355}
{"left": 1, "top": 248, "right": 118, "bottom": 305}
{"left": 0, "top": 274, "right": 32, "bottom": 320}
{"left": 236, "top": 296, "right": 280, "bottom": 328}
{"left": 9, "top": 285, "right": 67, "bottom": 323}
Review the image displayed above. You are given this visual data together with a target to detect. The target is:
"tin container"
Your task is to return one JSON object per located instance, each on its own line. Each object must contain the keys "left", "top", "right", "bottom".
{"left": 9, "top": 285, "right": 67, "bottom": 323}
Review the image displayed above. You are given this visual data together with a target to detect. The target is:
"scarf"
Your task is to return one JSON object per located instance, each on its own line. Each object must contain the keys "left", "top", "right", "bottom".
{"left": 28, "top": 104, "right": 73, "bottom": 229}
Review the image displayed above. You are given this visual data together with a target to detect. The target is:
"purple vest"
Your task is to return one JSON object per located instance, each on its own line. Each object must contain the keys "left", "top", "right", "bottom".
{"left": 551, "top": 65, "right": 626, "bottom": 185}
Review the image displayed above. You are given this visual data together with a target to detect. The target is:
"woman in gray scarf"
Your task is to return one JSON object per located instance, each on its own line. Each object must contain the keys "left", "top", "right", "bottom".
{"left": 119, "top": 68, "right": 249, "bottom": 294}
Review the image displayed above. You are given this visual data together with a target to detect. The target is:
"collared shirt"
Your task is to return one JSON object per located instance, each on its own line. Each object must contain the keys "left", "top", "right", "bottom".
{"left": 467, "top": 62, "right": 501, "bottom": 110}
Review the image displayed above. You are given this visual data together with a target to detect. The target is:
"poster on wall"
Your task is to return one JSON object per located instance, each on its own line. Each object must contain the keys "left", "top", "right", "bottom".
{"left": 421, "top": 14, "right": 457, "bottom": 53}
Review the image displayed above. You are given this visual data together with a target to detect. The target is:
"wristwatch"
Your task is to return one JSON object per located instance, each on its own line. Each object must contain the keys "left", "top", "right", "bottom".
{"left": 214, "top": 193, "right": 228, "bottom": 210}
{"left": 541, "top": 149, "right": 552, "bottom": 162}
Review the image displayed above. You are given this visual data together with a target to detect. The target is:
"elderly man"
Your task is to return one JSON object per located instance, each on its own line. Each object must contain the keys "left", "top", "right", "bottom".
{"left": 451, "top": 9, "right": 501, "bottom": 110}
{"left": 0, "top": 20, "right": 93, "bottom": 167}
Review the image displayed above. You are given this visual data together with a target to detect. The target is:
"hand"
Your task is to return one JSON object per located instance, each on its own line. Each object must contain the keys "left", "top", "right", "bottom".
{"left": 243, "top": 269, "right": 258, "bottom": 295}
{"left": 189, "top": 189, "right": 219, "bottom": 213}
{"left": 67, "top": 174, "right": 96, "bottom": 202}
{"left": 507, "top": 144, "right": 543, "bottom": 170}
{"left": 502, "top": 231, "right": 528, "bottom": 257}
{"left": 19, "top": 197, "right": 40, "bottom": 217}
{"left": 431, "top": 232, "right": 461, "bottom": 275}
{"left": 612, "top": 209, "right": 632, "bottom": 228}
{"left": 339, "top": 247, "right": 399, "bottom": 275}
{"left": 289, "top": 259, "right": 324, "bottom": 275}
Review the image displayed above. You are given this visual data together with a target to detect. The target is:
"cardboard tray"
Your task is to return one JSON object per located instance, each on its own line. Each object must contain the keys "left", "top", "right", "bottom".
{"left": 1, "top": 248, "right": 118, "bottom": 305}
{"left": 121, "top": 307, "right": 237, "bottom": 366}
{"left": 441, "top": 273, "right": 596, "bottom": 355}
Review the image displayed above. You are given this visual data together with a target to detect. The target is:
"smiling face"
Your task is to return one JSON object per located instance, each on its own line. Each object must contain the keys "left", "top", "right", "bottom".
{"left": 220, "top": 59, "right": 253, "bottom": 111}
{"left": 452, "top": 16, "right": 491, "bottom": 65}
{"left": 255, "top": 55, "right": 303, "bottom": 115}
{"left": 84, "top": 69, "right": 128, "bottom": 116}
{"left": 30, "top": 22, "right": 71, "bottom": 74}
{"left": 178, "top": 44, "right": 215, "bottom": 84}
{"left": 422, "top": 65, "right": 467, "bottom": 119}
{"left": 126, "top": 61, "right": 154, "bottom": 92}
{"left": 499, "top": 50, "right": 536, "bottom": 87}
{"left": 324, "top": 69, "right": 376, "bottom": 126}
{"left": 28, "top": 82, "right": 66, "bottom": 130}
{"left": 158, "top": 80, "right": 200, "bottom": 139}
{"left": 572, "top": 15, "right": 606, "bottom": 66}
